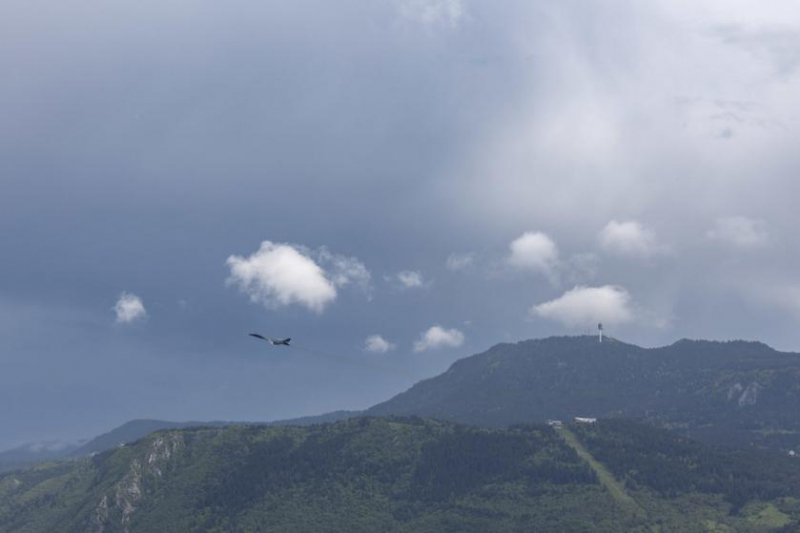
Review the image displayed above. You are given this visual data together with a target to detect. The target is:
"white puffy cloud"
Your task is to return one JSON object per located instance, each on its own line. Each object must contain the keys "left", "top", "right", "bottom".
{"left": 114, "top": 292, "right": 147, "bottom": 324}
{"left": 446, "top": 252, "right": 476, "bottom": 271}
{"left": 706, "top": 216, "right": 770, "bottom": 249}
{"left": 413, "top": 325, "right": 465, "bottom": 352}
{"left": 226, "top": 241, "right": 370, "bottom": 313}
{"left": 531, "top": 285, "right": 634, "bottom": 328}
{"left": 396, "top": 0, "right": 464, "bottom": 28}
{"left": 507, "top": 231, "right": 559, "bottom": 281}
{"left": 364, "top": 334, "right": 396, "bottom": 353}
{"left": 599, "top": 220, "right": 663, "bottom": 257}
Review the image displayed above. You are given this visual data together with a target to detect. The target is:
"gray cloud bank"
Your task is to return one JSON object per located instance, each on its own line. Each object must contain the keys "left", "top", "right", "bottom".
{"left": 1, "top": 0, "right": 800, "bottom": 448}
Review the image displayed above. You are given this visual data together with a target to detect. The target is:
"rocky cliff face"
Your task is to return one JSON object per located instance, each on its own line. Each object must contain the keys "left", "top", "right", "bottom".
{"left": 89, "top": 434, "right": 184, "bottom": 533}
{"left": 727, "top": 381, "right": 762, "bottom": 407}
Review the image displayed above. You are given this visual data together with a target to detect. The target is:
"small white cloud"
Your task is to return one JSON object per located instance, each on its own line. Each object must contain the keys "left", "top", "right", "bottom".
{"left": 599, "top": 220, "right": 663, "bottom": 257}
{"left": 396, "top": 0, "right": 463, "bottom": 27}
{"left": 364, "top": 334, "right": 396, "bottom": 353}
{"left": 226, "top": 241, "right": 370, "bottom": 313}
{"left": 387, "top": 270, "right": 431, "bottom": 289}
{"left": 414, "top": 325, "right": 465, "bottom": 352}
{"left": 398, "top": 270, "right": 425, "bottom": 288}
{"left": 114, "top": 292, "right": 147, "bottom": 324}
{"left": 318, "top": 247, "right": 373, "bottom": 295}
{"left": 531, "top": 285, "right": 634, "bottom": 328}
{"left": 507, "top": 231, "right": 559, "bottom": 282}
{"left": 706, "top": 216, "right": 770, "bottom": 249}
{"left": 446, "top": 252, "right": 476, "bottom": 271}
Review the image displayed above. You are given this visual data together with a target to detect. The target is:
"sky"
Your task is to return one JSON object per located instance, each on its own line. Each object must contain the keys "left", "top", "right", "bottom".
{"left": 2, "top": 0, "right": 800, "bottom": 449}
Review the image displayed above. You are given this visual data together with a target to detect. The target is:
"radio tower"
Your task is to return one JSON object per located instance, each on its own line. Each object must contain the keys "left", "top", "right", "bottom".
{"left": 598, "top": 323, "right": 603, "bottom": 343}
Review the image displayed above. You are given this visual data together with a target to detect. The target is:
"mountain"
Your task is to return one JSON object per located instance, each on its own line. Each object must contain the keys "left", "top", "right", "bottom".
{"left": 1, "top": 417, "right": 799, "bottom": 532}
{"left": 367, "top": 336, "right": 800, "bottom": 451}
{"left": 10, "top": 334, "right": 796, "bottom": 472}
{"left": 5, "top": 334, "right": 799, "bottom": 475}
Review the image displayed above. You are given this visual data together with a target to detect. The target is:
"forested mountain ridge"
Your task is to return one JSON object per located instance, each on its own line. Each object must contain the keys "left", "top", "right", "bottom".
{"left": 7, "top": 335, "right": 798, "bottom": 471}
{"left": 2, "top": 417, "right": 799, "bottom": 532}
{"left": 0, "top": 418, "right": 604, "bottom": 532}
{"left": 368, "top": 336, "right": 800, "bottom": 451}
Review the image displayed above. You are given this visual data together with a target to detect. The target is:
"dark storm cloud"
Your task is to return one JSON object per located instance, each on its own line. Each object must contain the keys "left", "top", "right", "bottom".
{"left": 2, "top": 0, "right": 800, "bottom": 448}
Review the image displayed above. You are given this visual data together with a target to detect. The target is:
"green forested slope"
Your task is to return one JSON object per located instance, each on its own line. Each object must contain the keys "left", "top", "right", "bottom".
{"left": 2, "top": 417, "right": 800, "bottom": 532}
{"left": 573, "top": 419, "right": 800, "bottom": 532}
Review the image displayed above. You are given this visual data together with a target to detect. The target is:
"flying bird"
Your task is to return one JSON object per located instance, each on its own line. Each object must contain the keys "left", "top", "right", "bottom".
{"left": 249, "top": 334, "right": 291, "bottom": 346}
{"left": 247, "top": 334, "right": 413, "bottom": 377}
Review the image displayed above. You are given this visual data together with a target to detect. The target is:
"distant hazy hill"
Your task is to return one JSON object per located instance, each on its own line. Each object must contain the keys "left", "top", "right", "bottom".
{"left": 265, "top": 409, "right": 362, "bottom": 427}
{"left": 368, "top": 336, "right": 800, "bottom": 450}
{"left": 0, "top": 441, "right": 83, "bottom": 473}
{"left": 70, "top": 419, "right": 232, "bottom": 457}
{"left": 0, "top": 420, "right": 234, "bottom": 472}
{"left": 0, "top": 412, "right": 360, "bottom": 472}
{"left": 2, "top": 417, "right": 799, "bottom": 532}
{"left": 72, "top": 411, "right": 359, "bottom": 457}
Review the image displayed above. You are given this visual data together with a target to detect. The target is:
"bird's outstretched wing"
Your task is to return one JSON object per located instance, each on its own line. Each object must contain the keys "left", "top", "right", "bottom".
{"left": 249, "top": 333, "right": 269, "bottom": 341}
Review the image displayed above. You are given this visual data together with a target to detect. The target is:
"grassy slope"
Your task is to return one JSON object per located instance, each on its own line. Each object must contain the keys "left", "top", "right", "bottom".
{"left": 573, "top": 420, "right": 800, "bottom": 532}
{"left": 557, "top": 426, "right": 647, "bottom": 520}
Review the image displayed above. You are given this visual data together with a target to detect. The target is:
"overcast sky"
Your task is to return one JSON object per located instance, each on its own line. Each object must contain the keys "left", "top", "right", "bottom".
{"left": 2, "top": 0, "right": 800, "bottom": 449}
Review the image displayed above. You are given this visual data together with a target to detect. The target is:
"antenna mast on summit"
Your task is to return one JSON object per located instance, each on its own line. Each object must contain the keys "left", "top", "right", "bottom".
{"left": 598, "top": 323, "right": 603, "bottom": 343}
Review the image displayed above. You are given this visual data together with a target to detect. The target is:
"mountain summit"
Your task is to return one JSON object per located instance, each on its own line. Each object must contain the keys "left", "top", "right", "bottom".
{"left": 368, "top": 336, "right": 800, "bottom": 450}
